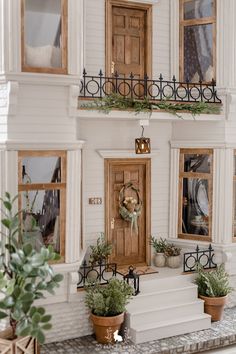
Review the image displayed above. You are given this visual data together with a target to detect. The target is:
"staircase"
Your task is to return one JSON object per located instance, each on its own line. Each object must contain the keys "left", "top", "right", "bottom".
{"left": 125, "top": 274, "right": 211, "bottom": 344}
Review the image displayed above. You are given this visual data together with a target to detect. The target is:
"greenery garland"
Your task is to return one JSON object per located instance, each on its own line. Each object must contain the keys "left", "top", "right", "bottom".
{"left": 82, "top": 93, "right": 221, "bottom": 118}
{"left": 119, "top": 182, "right": 142, "bottom": 234}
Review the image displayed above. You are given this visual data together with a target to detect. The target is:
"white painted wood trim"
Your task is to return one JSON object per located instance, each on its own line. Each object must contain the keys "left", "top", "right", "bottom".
{"left": 77, "top": 109, "right": 224, "bottom": 122}
{"left": 0, "top": 140, "right": 85, "bottom": 150}
{"left": 66, "top": 150, "right": 82, "bottom": 263}
{"left": 170, "top": 141, "right": 230, "bottom": 149}
{"left": 169, "top": 148, "right": 179, "bottom": 239}
{"left": 97, "top": 149, "right": 159, "bottom": 159}
{"left": 170, "top": 0, "right": 179, "bottom": 80}
{"left": 212, "top": 148, "right": 234, "bottom": 244}
{"left": 127, "top": 0, "right": 159, "bottom": 3}
{"left": 0, "top": 73, "right": 81, "bottom": 86}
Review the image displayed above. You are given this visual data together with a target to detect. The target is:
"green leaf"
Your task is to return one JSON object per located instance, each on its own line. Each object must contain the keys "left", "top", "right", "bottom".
{"left": 0, "top": 310, "right": 7, "bottom": 319}
{"left": 32, "top": 312, "right": 41, "bottom": 324}
{"left": 30, "top": 254, "right": 44, "bottom": 267}
{"left": 2, "top": 219, "right": 10, "bottom": 229}
{"left": 53, "top": 274, "right": 64, "bottom": 283}
{"left": 3, "top": 296, "right": 15, "bottom": 308}
{"left": 23, "top": 243, "right": 33, "bottom": 256}
{"left": 5, "top": 192, "right": 11, "bottom": 199}
{"left": 41, "top": 323, "right": 52, "bottom": 331}
{"left": 23, "top": 264, "right": 33, "bottom": 273}
{"left": 3, "top": 201, "right": 12, "bottom": 211}
{"left": 36, "top": 329, "right": 45, "bottom": 345}
{"left": 37, "top": 307, "right": 45, "bottom": 316}
{"left": 41, "top": 315, "right": 51, "bottom": 323}
{"left": 21, "top": 292, "right": 34, "bottom": 303}
{"left": 29, "top": 306, "right": 37, "bottom": 317}
{"left": 6, "top": 279, "right": 15, "bottom": 295}
{"left": 19, "top": 325, "right": 31, "bottom": 337}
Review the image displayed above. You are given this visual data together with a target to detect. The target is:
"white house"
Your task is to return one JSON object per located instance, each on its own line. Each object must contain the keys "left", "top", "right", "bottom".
{"left": 1, "top": 0, "right": 236, "bottom": 344}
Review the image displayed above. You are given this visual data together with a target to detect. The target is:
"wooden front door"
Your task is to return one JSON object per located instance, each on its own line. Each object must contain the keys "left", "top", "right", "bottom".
{"left": 105, "top": 159, "right": 151, "bottom": 266}
{"left": 106, "top": 0, "right": 152, "bottom": 79}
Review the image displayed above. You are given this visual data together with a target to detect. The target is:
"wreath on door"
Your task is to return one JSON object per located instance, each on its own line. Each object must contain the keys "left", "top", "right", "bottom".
{"left": 119, "top": 182, "right": 142, "bottom": 234}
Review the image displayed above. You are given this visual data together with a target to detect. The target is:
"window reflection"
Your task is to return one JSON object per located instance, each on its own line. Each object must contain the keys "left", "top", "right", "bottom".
{"left": 184, "top": 0, "right": 213, "bottom": 20}
{"left": 182, "top": 178, "right": 209, "bottom": 235}
{"left": 22, "top": 156, "right": 61, "bottom": 184}
{"left": 184, "top": 154, "right": 211, "bottom": 173}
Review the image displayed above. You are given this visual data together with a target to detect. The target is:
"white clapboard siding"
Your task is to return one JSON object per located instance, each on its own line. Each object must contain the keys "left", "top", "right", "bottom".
{"left": 80, "top": 120, "right": 172, "bottom": 244}
{"left": 85, "top": 0, "right": 170, "bottom": 78}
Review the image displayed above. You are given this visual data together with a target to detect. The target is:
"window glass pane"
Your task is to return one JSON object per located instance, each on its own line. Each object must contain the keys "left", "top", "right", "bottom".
{"left": 24, "top": 0, "right": 62, "bottom": 68}
{"left": 184, "top": 0, "right": 213, "bottom": 20}
{"left": 21, "top": 189, "right": 61, "bottom": 253}
{"left": 184, "top": 154, "right": 211, "bottom": 173}
{"left": 22, "top": 156, "right": 61, "bottom": 184}
{"left": 182, "top": 178, "right": 209, "bottom": 235}
{"left": 184, "top": 24, "right": 213, "bottom": 82}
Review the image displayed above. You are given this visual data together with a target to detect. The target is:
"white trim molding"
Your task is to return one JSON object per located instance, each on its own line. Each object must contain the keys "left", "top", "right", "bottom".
{"left": 170, "top": 140, "right": 230, "bottom": 149}
{"left": 169, "top": 148, "right": 179, "bottom": 239}
{"left": 0, "top": 140, "right": 85, "bottom": 151}
{"left": 170, "top": 0, "right": 179, "bottom": 79}
{"left": 97, "top": 149, "right": 159, "bottom": 159}
{"left": 127, "top": 0, "right": 159, "bottom": 3}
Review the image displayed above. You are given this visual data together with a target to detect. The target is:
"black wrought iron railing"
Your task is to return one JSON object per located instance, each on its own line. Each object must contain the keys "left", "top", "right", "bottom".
{"left": 77, "top": 260, "right": 117, "bottom": 289}
{"left": 80, "top": 69, "right": 222, "bottom": 104}
{"left": 183, "top": 244, "right": 217, "bottom": 273}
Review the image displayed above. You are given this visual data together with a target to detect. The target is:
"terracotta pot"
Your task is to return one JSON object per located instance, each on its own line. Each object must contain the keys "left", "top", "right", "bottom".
{"left": 90, "top": 312, "right": 124, "bottom": 344}
{"left": 199, "top": 295, "right": 227, "bottom": 321}
{"left": 166, "top": 255, "right": 181, "bottom": 268}
{"left": 153, "top": 253, "right": 166, "bottom": 267}
{"left": 0, "top": 327, "right": 39, "bottom": 354}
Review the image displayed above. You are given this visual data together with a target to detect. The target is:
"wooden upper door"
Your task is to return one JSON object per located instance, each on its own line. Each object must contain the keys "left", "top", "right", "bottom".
{"left": 106, "top": 0, "right": 152, "bottom": 80}
{"left": 105, "top": 159, "right": 151, "bottom": 266}
{"left": 112, "top": 6, "right": 145, "bottom": 78}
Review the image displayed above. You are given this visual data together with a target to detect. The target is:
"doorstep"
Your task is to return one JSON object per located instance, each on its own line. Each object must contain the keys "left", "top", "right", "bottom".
{"left": 41, "top": 307, "right": 236, "bottom": 354}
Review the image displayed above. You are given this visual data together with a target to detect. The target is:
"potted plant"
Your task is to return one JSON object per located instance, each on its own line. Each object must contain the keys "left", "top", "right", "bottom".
{"left": 0, "top": 193, "right": 63, "bottom": 353}
{"left": 89, "top": 232, "right": 112, "bottom": 265}
{"left": 165, "top": 243, "right": 182, "bottom": 268}
{"left": 85, "top": 278, "right": 133, "bottom": 344}
{"left": 150, "top": 236, "right": 167, "bottom": 267}
{"left": 195, "top": 264, "right": 233, "bottom": 321}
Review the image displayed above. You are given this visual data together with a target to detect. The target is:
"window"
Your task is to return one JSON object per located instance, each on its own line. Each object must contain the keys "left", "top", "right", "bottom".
{"left": 18, "top": 151, "right": 67, "bottom": 261}
{"left": 178, "top": 149, "right": 213, "bottom": 241}
{"left": 179, "top": 0, "right": 216, "bottom": 83}
{"left": 21, "top": 0, "right": 68, "bottom": 74}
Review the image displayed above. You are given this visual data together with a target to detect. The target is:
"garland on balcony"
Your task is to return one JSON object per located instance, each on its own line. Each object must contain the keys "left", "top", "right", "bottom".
{"left": 119, "top": 182, "right": 142, "bottom": 234}
{"left": 82, "top": 93, "right": 221, "bottom": 118}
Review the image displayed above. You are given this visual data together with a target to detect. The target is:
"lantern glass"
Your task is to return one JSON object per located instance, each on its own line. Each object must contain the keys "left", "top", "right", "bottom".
{"left": 135, "top": 137, "right": 151, "bottom": 154}
{"left": 124, "top": 266, "right": 140, "bottom": 296}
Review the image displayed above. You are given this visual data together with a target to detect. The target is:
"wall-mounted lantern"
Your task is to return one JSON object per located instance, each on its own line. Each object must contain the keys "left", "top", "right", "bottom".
{"left": 135, "top": 126, "right": 151, "bottom": 154}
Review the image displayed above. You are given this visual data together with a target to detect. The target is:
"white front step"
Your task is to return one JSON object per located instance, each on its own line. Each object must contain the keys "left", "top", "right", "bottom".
{"left": 129, "top": 314, "right": 211, "bottom": 344}
{"left": 126, "top": 275, "right": 211, "bottom": 344}
{"left": 127, "top": 284, "right": 198, "bottom": 310}
{"left": 127, "top": 300, "right": 204, "bottom": 327}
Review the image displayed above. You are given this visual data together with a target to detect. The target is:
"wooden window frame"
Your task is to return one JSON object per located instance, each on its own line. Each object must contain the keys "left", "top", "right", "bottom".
{"left": 179, "top": 0, "right": 217, "bottom": 83}
{"left": 21, "top": 0, "right": 68, "bottom": 74}
{"left": 105, "top": 0, "right": 152, "bottom": 78}
{"left": 178, "top": 148, "right": 213, "bottom": 242}
{"left": 18, "top": 150, "right": 67, "bottom": 262}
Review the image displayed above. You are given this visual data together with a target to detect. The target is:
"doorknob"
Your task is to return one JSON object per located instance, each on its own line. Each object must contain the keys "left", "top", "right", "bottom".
{"left": 111, "top": 61, "right": 115, "bottom": 74}
{"left": 111, "top": 217, "right": 115, "bottom": 229}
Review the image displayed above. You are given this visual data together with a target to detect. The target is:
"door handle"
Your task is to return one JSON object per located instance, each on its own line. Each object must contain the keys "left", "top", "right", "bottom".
{"left": 111, "top": 217, "right": 115, "bottom": 229}
{"left": 111, "top": 61, "right": 115, "bottom": 74}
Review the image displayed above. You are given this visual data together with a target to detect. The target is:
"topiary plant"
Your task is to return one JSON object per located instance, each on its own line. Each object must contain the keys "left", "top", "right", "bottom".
{"left": 195, "top": 264, "right": 233, "bottom": 297}
{"left": 85, "top": 278, "right": 133, "bottom": 316}
{"left": 0, "top": 193, "right": 63, "bottom": 344}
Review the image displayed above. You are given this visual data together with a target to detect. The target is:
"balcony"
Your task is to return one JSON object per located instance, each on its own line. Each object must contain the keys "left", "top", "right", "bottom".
{"left": 78, "top": 69, "right": 223, "bottom": 121}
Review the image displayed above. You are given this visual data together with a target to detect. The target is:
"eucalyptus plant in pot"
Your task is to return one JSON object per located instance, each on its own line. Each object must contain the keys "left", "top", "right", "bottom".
{"left": 0, "top": 193, "right": 63, "bottom": 353}
{"left": 150, "top": 236, "right": 167, "bottom": 267}
{"left": 195, "top": 264, "right": 233, "bottom": 321}
{"left": 85, "top": 278, "right": 133, "bottom": 344}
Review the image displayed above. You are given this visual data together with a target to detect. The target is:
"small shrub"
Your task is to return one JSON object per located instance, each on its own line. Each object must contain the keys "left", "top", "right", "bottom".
{"left": 164, "top": 244, "right": 181, "bottom": 257}
{"left": 150, "top": 236, "right": 167, "bottom": 253}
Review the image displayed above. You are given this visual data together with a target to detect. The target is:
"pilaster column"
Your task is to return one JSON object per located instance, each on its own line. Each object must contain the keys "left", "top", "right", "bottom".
{"left": 212, "top": 148, "right": 234, "bottom": 244}
{"left": 169, "top": 148, "right": 179, "bottom": 238}
{"left": 65, "top": 149, "right": 82, "bottom": 263}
